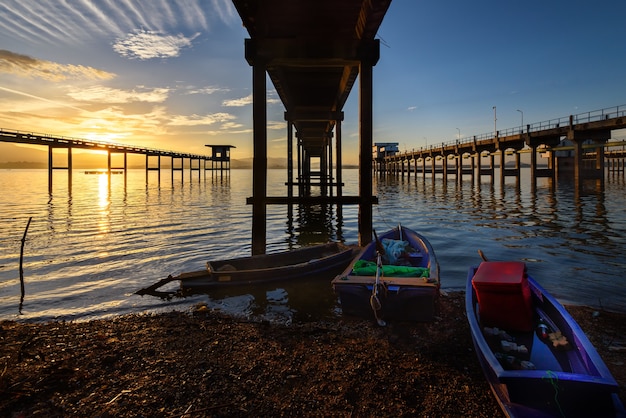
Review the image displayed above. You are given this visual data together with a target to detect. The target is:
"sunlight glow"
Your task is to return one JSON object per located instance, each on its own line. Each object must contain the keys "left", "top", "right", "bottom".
{"left": 97, "top": 174, "right": 111, "bottom": 237}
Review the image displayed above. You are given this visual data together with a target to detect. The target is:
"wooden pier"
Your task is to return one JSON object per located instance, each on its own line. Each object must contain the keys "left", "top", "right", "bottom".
{"left": 0, "top": 128, "right": 232, "bottom": 191}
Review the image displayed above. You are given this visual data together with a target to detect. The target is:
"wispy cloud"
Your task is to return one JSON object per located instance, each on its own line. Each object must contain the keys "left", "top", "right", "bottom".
{"left": 0, "top": 86, "right": 89, "bottom": 112}
{"left": 67, "top": 85, "right": 170, "bottom": 103}
{"left": 113, "top": 30, "right": 200, "bottom": 60}
{"left": 168, "top": 113, "right": 236, "bottom": 126}
{"left": 187, "top": 86, "right": 231, "bottom": 95}
{"left": 0, "top": 50, "right": 115, "bottom": 81}
{"left": 223, "top": 94, "right": 281, "bottom": 107}
{"left": 223, "top": 94, "right": 253, "bottom": 107}
{"left": 0, "top": 0, "right": 237, "bottom": 46}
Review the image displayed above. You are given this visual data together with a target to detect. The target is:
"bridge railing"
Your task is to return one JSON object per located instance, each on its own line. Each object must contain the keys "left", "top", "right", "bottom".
{"left": 0, "top": 127, "right": 212, "bottom": 159}
{"left": 392, "top": 104, "right": 625, "bottom": 158}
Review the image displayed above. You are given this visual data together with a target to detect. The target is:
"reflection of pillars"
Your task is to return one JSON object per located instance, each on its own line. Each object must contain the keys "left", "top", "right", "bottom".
{"left": 421, "top": 157, "right": 426, "bottom": 180}
{"left": 251, "top": 56, "right": 268, "bottom": 255}
{"left": 358, "top": 60, "right": 374, "bottom": 247}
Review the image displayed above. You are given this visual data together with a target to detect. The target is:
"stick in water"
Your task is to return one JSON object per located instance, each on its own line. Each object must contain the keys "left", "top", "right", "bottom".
{"left": 19, "top": 217, "right": 33, "bottom": 314}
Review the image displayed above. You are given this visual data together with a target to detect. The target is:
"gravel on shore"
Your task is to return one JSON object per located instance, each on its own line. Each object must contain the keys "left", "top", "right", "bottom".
{"left": 1, "top": 291, "right": 624, "bottom": 417}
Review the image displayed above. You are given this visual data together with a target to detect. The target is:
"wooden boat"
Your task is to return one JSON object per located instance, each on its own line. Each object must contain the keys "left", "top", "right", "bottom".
{"left": 331, "top": 225, "right": 440, "bottom": 325}
{"left": 136, "top": 241, "right": 358, "bottom": 295}
{"left": 466, "top": 260, "right": 625, "bottom": 418}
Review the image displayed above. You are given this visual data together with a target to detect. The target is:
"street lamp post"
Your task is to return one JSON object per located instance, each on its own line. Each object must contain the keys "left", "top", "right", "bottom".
{"left": 456, "top": 128, "right": 460, "bottom": 142}
{"left": 517, "top": 109, "right": 524, "bottom": 133}
{"left": 493, "top": 106, "right": 497, "bottom": 136}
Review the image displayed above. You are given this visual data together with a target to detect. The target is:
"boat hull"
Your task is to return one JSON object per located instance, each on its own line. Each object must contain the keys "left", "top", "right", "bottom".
{"left": 182, "top": 242, "right": 357, "bottom": 289}
{"left": 466, "top": 263, "right": 625, "bottom": 418}
{"left": 332, "top": 226, "right": 440, "bottom": 322}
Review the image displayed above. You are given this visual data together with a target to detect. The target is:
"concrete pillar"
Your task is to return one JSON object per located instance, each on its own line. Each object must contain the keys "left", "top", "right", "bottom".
{"left": 358, "top": 61, "right": 374, "bottom": 247}
{"left": 287, "top": 121, "right": 293, "bottom": 198}
{"left": 335, "top": 120, "right": 343, "bottom": 197}
{"left": 251, "top": 55, "right": 268, "bottom": 255}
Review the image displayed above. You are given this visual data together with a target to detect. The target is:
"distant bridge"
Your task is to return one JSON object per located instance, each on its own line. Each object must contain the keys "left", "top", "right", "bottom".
{"left": 0, "top": 128, "right": 234, "bottom": 190}
{"left": 378, "top": 104, "right": 626, "bottom": 184}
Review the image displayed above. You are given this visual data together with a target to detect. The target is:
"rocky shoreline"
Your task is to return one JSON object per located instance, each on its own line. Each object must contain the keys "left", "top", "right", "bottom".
{"left": 1, "top": 291, "right": 624, "bottom": 417}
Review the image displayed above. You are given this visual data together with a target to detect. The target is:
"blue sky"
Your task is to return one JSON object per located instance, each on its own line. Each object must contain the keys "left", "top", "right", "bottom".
{"left": 1, "top": 0, "right": 625, "bottom": 164}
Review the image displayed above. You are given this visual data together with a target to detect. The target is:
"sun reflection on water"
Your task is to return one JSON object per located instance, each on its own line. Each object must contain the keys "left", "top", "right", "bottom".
{"left": 97, "top": 172, "right": 111, "bottom": 238}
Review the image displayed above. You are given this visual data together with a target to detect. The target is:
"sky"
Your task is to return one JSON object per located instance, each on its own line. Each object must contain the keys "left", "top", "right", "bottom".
{"left": 1, "top": 0, "right": 626, "bottom": 165}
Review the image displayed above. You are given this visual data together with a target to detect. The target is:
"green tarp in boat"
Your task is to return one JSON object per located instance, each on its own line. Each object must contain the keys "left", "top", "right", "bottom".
{"left": 350, "top": 260, "right": 429, "bottom": 278}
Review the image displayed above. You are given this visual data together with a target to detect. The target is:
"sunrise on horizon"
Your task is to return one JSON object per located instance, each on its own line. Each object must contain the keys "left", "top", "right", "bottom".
{"left": 1, "top": 1, "right": 625, "bottom": 164}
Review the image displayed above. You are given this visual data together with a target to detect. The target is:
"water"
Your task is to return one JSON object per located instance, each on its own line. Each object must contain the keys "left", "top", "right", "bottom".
{"left": 1, "top": 168, "right": 624, "bottom": 323}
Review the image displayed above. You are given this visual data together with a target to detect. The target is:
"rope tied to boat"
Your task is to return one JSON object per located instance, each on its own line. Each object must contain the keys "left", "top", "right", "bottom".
{"left": 370, "top": 248, "right": 387, "bottom": 326}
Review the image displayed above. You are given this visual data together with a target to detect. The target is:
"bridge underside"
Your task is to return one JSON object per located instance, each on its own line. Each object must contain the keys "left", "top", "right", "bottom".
{"left": 232, "top": 0, "right": 392, "bottom": 253}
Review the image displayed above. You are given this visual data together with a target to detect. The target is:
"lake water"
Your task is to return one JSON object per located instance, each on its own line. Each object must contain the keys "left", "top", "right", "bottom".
{"left": 1, "top": 168, "right": 624, "bottom": 323}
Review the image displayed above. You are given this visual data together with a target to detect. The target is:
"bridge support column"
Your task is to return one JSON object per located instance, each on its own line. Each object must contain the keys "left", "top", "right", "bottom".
{"left": 336, "top": 121, "right": 343, "bottom": 197}
{"left": 358, "top": 60, "right": 374, "bottom": 247}
{"left": 499, "top": 150, "right": 505, "bottom": 188}
{"left": 250, "top": 56, "right": 268, "bottom": 254}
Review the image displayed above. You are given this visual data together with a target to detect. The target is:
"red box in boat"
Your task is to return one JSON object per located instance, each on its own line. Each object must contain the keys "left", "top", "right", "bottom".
{"left": 472, "top": 261, "right": 533, "bottom": 332}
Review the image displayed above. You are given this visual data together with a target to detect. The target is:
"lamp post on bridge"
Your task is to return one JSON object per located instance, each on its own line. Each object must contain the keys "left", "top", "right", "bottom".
{"left": 456, "top": 128, "right": 460, "bottom": 142}
{"left": 493, "top": 106, "right": 497, "bottom": 136}
{"left": 517, "top": 109, "right": 524, "bottom": 133}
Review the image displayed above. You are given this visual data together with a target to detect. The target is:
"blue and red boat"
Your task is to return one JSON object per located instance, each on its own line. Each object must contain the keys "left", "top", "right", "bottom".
{"left": 466, "top": 259, "right": 625, "bottom": 417}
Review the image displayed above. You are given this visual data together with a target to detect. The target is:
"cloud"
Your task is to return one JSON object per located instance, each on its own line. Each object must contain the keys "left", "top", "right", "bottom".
{"left": 223, "top": 94, "right": 281, "bottom": 107}
{"left": 167, "top": 113, "right": 236, "bottom": 126}
{"left": 267, "top": 121, "right": 286, "bottom": 130}
{"left": 0, "top": 1, "right": 237, "bottom": 46}
{"left": 0, "top": 49, "right": 115, "bottom": 81}
{"left": 113, "top": 30, "right": 199, "bottom": 60}
{"left": 187, "top": 86, "right": 230, "bottom": 95}
{"left": 67, "top": 85, "right": 170, "bottom": 103}
{"left": 223, "top": 94, "right": 253, "bottom": 107}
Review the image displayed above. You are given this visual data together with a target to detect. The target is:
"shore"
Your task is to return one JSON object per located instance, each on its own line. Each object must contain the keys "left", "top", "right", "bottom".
{"left": 1, "top": 291, "right": 624, "bottom": 417}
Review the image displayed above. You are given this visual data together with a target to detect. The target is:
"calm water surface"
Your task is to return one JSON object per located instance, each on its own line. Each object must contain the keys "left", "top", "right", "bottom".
{"left": 1, "top": 168, "right": 624, "bottom": 322}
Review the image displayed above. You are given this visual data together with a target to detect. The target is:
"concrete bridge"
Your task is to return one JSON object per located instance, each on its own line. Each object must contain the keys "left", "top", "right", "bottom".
{"left": 378, "top": 104, "right": 626, "bottom": 185}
